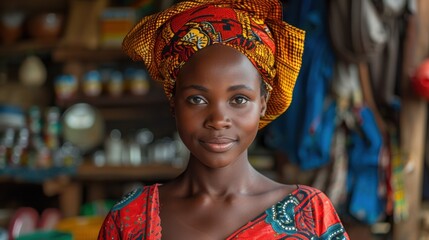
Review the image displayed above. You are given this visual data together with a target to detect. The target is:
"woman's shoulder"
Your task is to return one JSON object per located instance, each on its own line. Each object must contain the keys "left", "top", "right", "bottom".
{"left": 289, "top": 184, "right": 330, "bottom": 201}
{"left": 275, "top": 184, "right": 339, "bottom": 215}
{"left": 265, "top": 184, "right": 348, "bottom": 238}
{"left": 110, "top": 183, "right": 160, "bottom": 212}
{"left": 98, "top": 184, "right": 162, "bottom": 239}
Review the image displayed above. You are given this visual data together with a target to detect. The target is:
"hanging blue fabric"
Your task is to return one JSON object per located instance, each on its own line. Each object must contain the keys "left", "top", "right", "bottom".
{"left": 265, "top": 0, "right": 335, "bottom": 170}
{"left": 347, "top": 106, "right": 384, "bottom": 224}
{"left": 298, "top": 101, "right": 337, "bottom": 170}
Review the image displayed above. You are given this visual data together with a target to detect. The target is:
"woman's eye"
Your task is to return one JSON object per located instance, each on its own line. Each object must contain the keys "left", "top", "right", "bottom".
{"left": 231, "top": 96, "right": 249, "bottom": 105}
{"left": 187, "top": 96, "right": 207, "bottom": 105}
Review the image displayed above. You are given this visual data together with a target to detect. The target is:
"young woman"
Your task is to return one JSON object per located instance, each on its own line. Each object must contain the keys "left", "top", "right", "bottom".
{"left": 98, "top": 0, "right": 349, "bottom": 239}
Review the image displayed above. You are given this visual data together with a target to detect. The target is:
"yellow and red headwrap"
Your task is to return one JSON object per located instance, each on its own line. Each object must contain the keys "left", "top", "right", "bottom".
{"left": 123, "top": 0, "right": 305, "bottom": 129}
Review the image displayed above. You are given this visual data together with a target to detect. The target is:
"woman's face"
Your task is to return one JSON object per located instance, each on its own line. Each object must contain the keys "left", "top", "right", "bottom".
{"left": 173, "top": 44, "right": 267, "bottom": 169}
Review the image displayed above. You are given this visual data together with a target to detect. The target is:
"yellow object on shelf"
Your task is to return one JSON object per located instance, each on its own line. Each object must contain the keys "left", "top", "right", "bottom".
{"left": 56, "top": 216, "right": 104, "bottom": 240}
{"left": 100, "top": 7, "right": 136, "bottom": 47}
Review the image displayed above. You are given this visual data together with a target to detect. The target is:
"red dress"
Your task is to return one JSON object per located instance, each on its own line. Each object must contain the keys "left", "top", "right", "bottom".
{"left": 98, "top": 184, "right": 349, "bottom": 239}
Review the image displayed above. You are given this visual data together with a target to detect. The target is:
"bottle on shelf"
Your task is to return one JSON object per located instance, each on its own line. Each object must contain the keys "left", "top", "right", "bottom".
{"left": 3, "top": 128, "right": 15, "bottom": 166}
{"left": 10, "top": 128, "right": 30, "bottom": 166}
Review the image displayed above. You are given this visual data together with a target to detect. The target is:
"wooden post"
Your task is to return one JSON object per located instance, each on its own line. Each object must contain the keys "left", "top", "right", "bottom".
{"left": 395, "top": 99, "right": 427, "bottom": 240}
{"left": 59, "top": 181, "right": 83, "bottom": 217}
{"left": 394, "top": 0, "right": 428, "bottom": 239}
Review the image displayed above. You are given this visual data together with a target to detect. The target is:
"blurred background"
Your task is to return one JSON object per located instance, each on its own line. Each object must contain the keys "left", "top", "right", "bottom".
{"left": 0, "top": 0, "right": 428, "bottom": 239}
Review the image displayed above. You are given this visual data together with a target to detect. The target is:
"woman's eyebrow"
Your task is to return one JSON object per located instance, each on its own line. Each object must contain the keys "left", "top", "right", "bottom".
{"left": 228, "top": 84, "right": 254, "bottom": 92}
{"left": 182, "top": 84, "right": 208, "bottom": 92}
{"left": 181, "top": 84, "right": 254, "bottom": 92}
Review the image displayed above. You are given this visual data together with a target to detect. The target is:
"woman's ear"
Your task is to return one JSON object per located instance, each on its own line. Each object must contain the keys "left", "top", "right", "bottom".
{"left": 260, "top": 93, "right": 268, "bottom": 117}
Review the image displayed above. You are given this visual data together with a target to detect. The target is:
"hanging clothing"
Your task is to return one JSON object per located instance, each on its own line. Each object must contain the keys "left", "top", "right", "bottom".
{"left": 98, "top": 184, "right": 349, "bottom": 239}
{"left": 264, "top": 0, "right": 335, "bottom": 169}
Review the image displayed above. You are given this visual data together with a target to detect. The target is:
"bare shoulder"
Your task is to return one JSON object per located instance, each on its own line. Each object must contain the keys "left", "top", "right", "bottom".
{"left": 253, "top": 174, "right": 298, "bottom": 200}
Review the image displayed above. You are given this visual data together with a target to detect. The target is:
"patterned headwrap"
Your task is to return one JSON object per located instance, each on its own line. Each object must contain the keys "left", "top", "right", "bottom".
{"left": 123, "top": 0, "right": 305, "bottom": 129}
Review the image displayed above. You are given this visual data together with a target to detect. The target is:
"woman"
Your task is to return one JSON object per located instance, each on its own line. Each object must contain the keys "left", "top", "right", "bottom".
{"left": 98, "top": 0, "right": 349, "bottom": 239}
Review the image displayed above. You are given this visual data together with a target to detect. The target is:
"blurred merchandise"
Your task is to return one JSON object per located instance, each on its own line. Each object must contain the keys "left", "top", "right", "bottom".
{"left": 129, "top": 128, "right": 154, "bottom": 165}
{"left": 127, "top": 139, "right": 141, "bottom": 166}
{"left": 82, "top": 70, "right": 102, "bottom": 97}
{"left": 98, "top": 128, "right": 191, "bottom": 167}
{"left": 0, "top": 12, "right": 25, "bottom": 44}
{"left": 53, "top": 142, "right": 82, "bottom": 167}
{"left": 412, "top": 58, "right": 429, "bottom": 100}
{"left": 8, "top": 207, "right": 38, "bottom": 239}
{"left": 0, "top": 128, "right": 15, "bottom": 167}
{"left": 62, "top": 103, "right": 105, "bottom": 154}
{"left": 18, "top": 55, "right": 47, "bottom": 87}
{"left": 44, "top": 107, "right": 61, "bottom": 151}
{"left": 54, "top": 67, "right": 153, "bottom": 98}
{"left": 28, "top": 106, "right": 44, "bottom": 150}
{"left": 61, "top": 0, "right": 108, "bottom": 49}
{"left": 27, "top": 13, "right": 64, "bottom": 42}
{"left": 0, "top": 105, "right": 26, "bottom": 129}
{"left": 36, "top": 146, "right": 52, "bottom": 168}
{"left": 125, "top": 68, "right": 150, "bottom": 95}
{"left": 92, "top": 150, "right": 106, "bottom": 166}
{"left": 38, "top": 208, "right": 62, "bottom": 231}
{"left": 27, "top": 106, "right": 45, "bottom": 167}
{"left": 80, "top": 200, "right": 115, "bottom": 216}
{"left": 107, "top": 70, "right": 124, "bottom": 96}
{"left": 8, "top": 207, "right": 67, "bottom": 240}
{"left": 28, "top": 107, "right": 43, "bottom": 138}
{"left": 10, "top": 128, "right": 30, "bottom": 166}
{"left": 99, "top": 7, "right": 136, "bottom": 47}
{"left": 0, "top": 228, "right": 6, "bottom": 240}
{"left": 16, "top": 231, "right": 71, "bottom": 240}
{"left": 148, "top": 137, "right": 177, "bottom": 164}
{"left": 54, "top": 74, "right": 78, "bottom": 99}
{"left": 105, "top": 129, "right": 124, "bottom": 166}
{"left": 55, "top": 216, "right": 104, "bottom": 240}
{"left": 0, "top": 105, "right": 81, "bottom": 181}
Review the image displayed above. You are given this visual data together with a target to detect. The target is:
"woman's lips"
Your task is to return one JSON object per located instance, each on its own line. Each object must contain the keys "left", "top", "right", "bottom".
{"left": 200, "top": 138, "right": 236, "bottom": 152}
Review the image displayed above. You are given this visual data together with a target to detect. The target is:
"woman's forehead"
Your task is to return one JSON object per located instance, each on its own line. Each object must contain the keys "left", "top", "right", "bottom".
{"left": 176, "top": 44, "right": 261, "bottom": 86}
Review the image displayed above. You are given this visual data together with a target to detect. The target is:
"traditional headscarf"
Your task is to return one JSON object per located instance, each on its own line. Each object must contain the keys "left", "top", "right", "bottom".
{"left": 123, "top": 0, "right": 305, "bottom": 129}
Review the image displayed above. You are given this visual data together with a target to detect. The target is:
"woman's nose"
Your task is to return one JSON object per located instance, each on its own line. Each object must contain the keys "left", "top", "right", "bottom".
{"left": 204, "top": 104, "right": 231, "bottom": 130}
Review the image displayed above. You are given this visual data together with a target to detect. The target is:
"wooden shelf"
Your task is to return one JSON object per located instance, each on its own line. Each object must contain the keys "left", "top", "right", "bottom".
{"left": 53, "top": 47, "right": 129, "bottom": 62}
{"left": 76, "top": 163, "right": 183, "bottom": 181}
{"left": 0, "top": 163, "right": 183, "bottom": 183}
{"left": 0, "top": 41, "right": 58, "bottom": 57}
{"left": 55, "top": 90, "right": 168, "bottom": 108}
{"left": 0, "top": 42, "right": 128, "bottom": 61}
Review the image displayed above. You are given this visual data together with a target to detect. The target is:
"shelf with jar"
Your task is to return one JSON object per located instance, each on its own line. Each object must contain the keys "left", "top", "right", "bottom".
{"left": 0, "top": 0, "right": 67, "bottom": 54}
{"left": 0, "top": 105, "right": 82, "bottom": 182}
{"left": 53, "top": 68, "right": 168, "bottom": 109}
{"left": 55, "top": 87, "right": 168, "bottom": 108}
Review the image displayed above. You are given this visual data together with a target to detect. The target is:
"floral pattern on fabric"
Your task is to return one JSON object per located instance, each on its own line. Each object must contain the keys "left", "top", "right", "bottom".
{"left": 98, "top": 184, "right": 162, "bottom": 240}
{"left": 98, "top": 184, "right": 349, "bottom": 239}
{"left": 261, "top": 186, "right": 348, "bottom": 239}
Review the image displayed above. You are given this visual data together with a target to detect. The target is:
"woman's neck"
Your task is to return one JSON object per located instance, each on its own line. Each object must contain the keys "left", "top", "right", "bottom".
{"left": 177, "top": 153, "right": 262, "bottom": 198}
